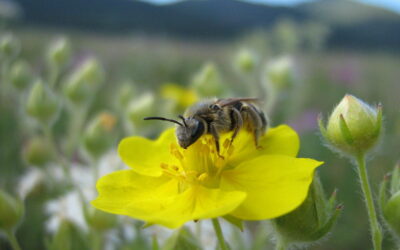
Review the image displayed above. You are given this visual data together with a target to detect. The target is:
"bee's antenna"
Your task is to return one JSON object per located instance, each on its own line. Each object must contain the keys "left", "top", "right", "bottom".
{"left": 143, "top": 117, "right": 183, "bottom": 126}
{"left": 178, "top": 115, "right": 187, "bottom": 127}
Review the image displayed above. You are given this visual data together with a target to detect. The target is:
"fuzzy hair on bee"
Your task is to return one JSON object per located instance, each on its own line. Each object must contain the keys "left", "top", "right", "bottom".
{"left": 144, "top": 98, "right": 268, "bottom": 154}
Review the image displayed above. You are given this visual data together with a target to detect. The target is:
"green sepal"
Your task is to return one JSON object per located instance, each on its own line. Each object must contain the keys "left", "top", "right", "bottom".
{"left": 327, "top": 189, "right": 337, "bottom": 212}
{"left": 162, "top": 227, "right": 202, "bottom": 250}
{"left": 223, "top": 215, "right": 243, "bottom": 231}
{"left": 379, "top": 174, "right": 390, "bottom": 210}
{"left": 374, "top": 104, "right": 383, "bottom": 138}
{"left": 390, "top": 164, "right": 400, "bottom": 195}
{"left": 142, "top": 222, "right": 155, "bottom": 228}
{"left": 339, "top": 114, "right": 354, "bottom": 145}
{"left": 383, "top": 191, "right": 400, "bottom": 237}
{"left": 317, "top": 114, "right": 328, "bottom": 140}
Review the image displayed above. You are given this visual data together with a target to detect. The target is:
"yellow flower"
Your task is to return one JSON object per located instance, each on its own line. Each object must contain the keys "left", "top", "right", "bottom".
{"left": 92, "top": 125, "right": 322, "bottom": 229}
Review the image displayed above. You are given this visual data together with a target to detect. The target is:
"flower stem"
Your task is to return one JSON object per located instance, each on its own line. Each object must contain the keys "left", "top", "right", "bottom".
{"left": 356, "top": 153, "right": 382, "bottom": 250}
{"left": 275, "top": 234, "right": 288, "bottom": 250}
{"left": 42, "top": 124, "right": 73, "bottom": 185}
{"left": 212, "top": 218, "right": 228, "bottom": 250}
{"left": 5, "top": 230, "right": 22, "bottom": 250}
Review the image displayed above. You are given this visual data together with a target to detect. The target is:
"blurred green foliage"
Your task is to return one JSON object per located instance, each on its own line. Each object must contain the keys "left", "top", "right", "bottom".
{"left": 0, "top": 22, "right": 399, "bottom": 250}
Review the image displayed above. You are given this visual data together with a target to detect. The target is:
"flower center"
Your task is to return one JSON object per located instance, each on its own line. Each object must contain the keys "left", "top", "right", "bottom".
{"left": 159, "top": 136, "right": 235, "bottom": 190}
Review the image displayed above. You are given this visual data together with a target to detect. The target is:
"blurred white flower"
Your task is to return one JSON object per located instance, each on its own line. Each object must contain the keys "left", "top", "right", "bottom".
{"left": 17, "top": 168, "right": 44, "bottom": 199}
{"left": 45, "top": 151, "right": 123, "bottom": 234}
{"left": 46, "top": 191, "right": 86, "bottom": 233}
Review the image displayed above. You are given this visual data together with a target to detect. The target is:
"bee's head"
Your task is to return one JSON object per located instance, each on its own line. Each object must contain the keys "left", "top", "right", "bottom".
{"left": 143, "top": 115, "right": 205, "bottom": 149}
{"left": 175, "top": 117, "right": 205, "bottom": 149}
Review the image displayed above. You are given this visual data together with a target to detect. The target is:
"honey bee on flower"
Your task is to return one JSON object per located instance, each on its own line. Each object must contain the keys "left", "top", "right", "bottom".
{"left": 92, "top": 98, "right": 322, "bottom": 228}
{"left": 144, "top": 98, "right": 268, "bottom": 154}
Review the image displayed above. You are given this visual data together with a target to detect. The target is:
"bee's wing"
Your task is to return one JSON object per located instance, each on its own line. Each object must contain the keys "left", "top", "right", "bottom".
{"left": 216, "top": 98, "right": 260, "bottom": 107}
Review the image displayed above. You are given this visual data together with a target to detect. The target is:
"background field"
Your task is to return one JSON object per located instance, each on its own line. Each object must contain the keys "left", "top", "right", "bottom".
{"left": 1, "top": 0, "right": 400, "bottom": 249}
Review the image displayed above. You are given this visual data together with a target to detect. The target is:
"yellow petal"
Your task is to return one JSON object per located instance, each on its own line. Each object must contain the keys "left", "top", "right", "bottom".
{"left": 118, "top": 128, "right": 178, "bottom": 176}
{"left": 92, "top": 170, "right": 246, "bottom": 229}
{"left": 226, "top": 125, "right": 300, "bottom": 166}
{"left": 145, "top": 185, "right": 246, "bottom": 228}
{"left": 92, "top": 170, "right": 178, "bottom": 214}
{"left": 221, "top": 155, "right": 322, "bottom": 220}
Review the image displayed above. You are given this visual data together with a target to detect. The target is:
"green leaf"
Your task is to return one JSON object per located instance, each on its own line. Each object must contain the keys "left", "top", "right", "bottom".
{"left": 222, "top": 215, "right": 243, "bottom": 231}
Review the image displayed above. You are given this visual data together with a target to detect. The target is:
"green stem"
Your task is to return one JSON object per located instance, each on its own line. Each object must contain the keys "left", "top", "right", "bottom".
{"left": 91, "top": 229, "right": 103, "bottom": 250}
{"left": 42, "top": 124, "right": 73, "bottom": 185}
{"left": 356, "top": 153, "right": 382, "bottom": 250}
{"left": 212, "top": 218, "right": 228, "bottom": 250}
{"left": 5, "top": 230, "right": 22, "bottom": 250}
{"left": 275, "top": 237, "right": 288, "bottom": 250}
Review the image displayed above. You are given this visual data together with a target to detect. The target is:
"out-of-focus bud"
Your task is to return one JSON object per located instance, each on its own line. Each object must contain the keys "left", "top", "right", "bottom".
{"left": 161, "top": 83, "right": 198, "bottom": 113}
{"left": 64, "top": 58, "right": 104, "bottom": 105}
{"left": 274, "top": 175, "right": 341, "bottom": 243}
{"left": 234, "top": 48, "right": 257, "bottom": 74}
{"left": 319, "top": 94, "right": 382, "bottom": 156}
{"left": 264, "top": 56, "right": 294, "bottom": 90}
{"left": 273, "top": 19, "right": 299, "bottom": 53}
{"left": 84, "top": 207, "right": 117, "bottom": 232}
{"left": 163, "top": 227, "right": 202, "bottom": 250}
{"left": 0, "top": 189, "right": 24, "bottom": 231}
{"left": 83, "top": 112, "right": 116, "bottom": 159}
{"left": 127, "top": 93, "right": 155, "bottom": 129}
{"left": 9, "top": 60, "right": 33, "bottom": 91}
{"left": 26, "top": 80, "right": 60, "bottom": 125}
{"left": 380, "top": 163, "right": 400, "bottom": 238}
{"left": 46, "top": 37, "right": 71, "bottom": 69}
{"left": 23, "top": 136, "right": 54, "bottom": 167}
{"left": 115, "top": 80, "right": 136, "bottom": 109}
{"left": 191, "top": 62, "right": 224, "bottom": 97}
{"left": 0, "top": 33, "right": 20, "bottom": 60}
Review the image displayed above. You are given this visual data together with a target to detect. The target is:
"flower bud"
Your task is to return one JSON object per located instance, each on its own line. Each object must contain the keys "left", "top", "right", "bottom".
{"left": 23, "top": 136, "right": 54, "bottom": 167}
{"left": 0, "top": 33, "right": 20, "bottom": 60}
{"left": 64, "top": 58, "right": 104, "bottom": 105}
{"left": 26, "top": 80, "right": 60, "bottom": 124}
{"left": 84, "top": 207, "right": 117, "bottom": 232}
{"left": 9, "top": 60, "right": 33, "bottom": 91}
{"left": 127, "top": 93, "right": 155, "bottom": 129}
{"left": 234, "top": 48, "right": 257, "bottom": 74}
{"left": 274, "top": 175, "right": 341, "bottom": 243}
{"left": 264, "top": 56, "right": 294, "bottom": 90}
{"left": 319, "top": 95, "right": 382, "bottom": 156}
{"left": 0, "top": 189, "right": 24, "bottom": 231}
{"left": 46, "top": 37, "right": 71, "bottom": 68}
{"left": 115, "top": 80, "right": 136, "bottom": 109}
{"left": 83, "top": 112, "right": 117, "bottom": 159}
{"left": 380, "top": 164, "right": 400, "bottom": 238}
{"left": 191, "top": 62, "right": 224, "bottom": 97}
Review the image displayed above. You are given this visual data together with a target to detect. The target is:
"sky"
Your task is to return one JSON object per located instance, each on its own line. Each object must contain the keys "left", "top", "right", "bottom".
{"left": 143, "top": 0, "right": 400, "bottom": 13}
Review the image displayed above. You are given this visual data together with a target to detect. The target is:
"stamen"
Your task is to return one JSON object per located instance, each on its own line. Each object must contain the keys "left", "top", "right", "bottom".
{"left": 197, "top": 173, "right": 208, "bottom": 182}
{"left": 227, "top": 144, "right": 235, "bottom": 156}
{"left": 215, "top": 157, "right": 225, "bottom": 168}
{"left": 223, "top": 138, "right": 230, "bottom": 149}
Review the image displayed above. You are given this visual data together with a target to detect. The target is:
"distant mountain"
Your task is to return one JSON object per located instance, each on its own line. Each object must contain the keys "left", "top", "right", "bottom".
{"left": 11, "top": 0, "right": 400, "bottom": 50}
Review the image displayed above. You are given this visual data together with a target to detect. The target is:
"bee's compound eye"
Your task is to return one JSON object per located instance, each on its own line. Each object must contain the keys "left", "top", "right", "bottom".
{"left": 209, "top": 104, "right": 220, "bottom": 111}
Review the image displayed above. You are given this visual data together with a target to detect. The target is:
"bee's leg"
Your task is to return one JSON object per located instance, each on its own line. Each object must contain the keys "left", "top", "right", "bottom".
{"left": 240, "top": 104, "right": 265, "bottom": 149}
{"left": 209, "top": 123, "right": 222, "bottom": 158}
{"left": 229, "top": 107, "right": 243, "bottom": 145}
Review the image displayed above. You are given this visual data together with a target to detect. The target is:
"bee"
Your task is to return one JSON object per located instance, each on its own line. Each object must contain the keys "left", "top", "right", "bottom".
{"left": 144, "top": 98, "right": 268, "bottom": 154}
